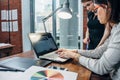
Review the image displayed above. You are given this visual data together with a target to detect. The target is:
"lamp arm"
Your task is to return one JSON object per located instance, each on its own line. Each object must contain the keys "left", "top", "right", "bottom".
{"left": 42, "top": 20, "right": 47, "bottom": 32}
{"left": 42, "top": 5, "right": 62, "bottom": 32}
{"left": 63, "top": 0, "right": 69, "bottom": 7}
{"left": 42, "top": 6, "right": 62, "bottom": 22}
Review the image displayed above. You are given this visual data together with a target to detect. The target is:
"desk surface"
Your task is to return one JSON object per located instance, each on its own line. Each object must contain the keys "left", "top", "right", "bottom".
{"left": 0, "top": 50, "right": 91, "bottom": 80}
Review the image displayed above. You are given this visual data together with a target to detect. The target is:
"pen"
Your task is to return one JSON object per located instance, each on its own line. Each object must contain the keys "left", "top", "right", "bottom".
{"left": 0, "top": 69, "right": 24, "bottom": 72}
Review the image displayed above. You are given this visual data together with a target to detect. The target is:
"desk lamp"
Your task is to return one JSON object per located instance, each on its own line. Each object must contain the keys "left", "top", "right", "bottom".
{"left": 42, "top": 0, "right": 72, "bottom": 32}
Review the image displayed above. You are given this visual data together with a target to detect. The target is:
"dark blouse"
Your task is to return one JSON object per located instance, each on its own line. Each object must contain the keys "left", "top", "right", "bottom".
{"left": 87, "top": 11, "right": 105, "bottom": 50}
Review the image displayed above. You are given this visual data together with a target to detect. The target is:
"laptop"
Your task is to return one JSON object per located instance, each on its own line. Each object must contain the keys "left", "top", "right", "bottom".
{"left": 28, "top": 33, "right": 69, "bottom": 63}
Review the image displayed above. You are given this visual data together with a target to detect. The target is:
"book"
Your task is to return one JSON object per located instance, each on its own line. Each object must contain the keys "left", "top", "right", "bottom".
{"left": 22, "top": 66, "right": 78, "bottom": 80}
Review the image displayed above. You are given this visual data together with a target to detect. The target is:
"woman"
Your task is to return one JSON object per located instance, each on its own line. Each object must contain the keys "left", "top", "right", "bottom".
{"left": 82, "top": 0, "right": 105, "bottom": 50}
{"left": 57, "top": 0, "right": 120, "bottom": 80}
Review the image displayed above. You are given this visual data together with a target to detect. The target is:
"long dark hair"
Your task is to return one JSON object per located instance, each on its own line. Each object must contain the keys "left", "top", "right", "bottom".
{"left": 81, "top": 0, "right": 91, "bottom": 3}
{"left": 94, "top": 0, "right": 120, "bottom": 24}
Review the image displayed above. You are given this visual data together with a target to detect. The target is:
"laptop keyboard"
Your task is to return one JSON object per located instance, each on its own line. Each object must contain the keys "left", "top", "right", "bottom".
{"left": 43, "top": 52, "right": 58, "bottom": 58}
{"left": 39, "top": 52, "right": 67, "bottom": 62}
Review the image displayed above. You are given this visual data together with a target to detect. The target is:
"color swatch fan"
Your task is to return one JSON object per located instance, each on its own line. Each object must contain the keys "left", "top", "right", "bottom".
{"left": 23, "top": 66, "right": 78, "bottom": 80}
{"left": 31, "top": 70, "right": 64, "bottom": 80}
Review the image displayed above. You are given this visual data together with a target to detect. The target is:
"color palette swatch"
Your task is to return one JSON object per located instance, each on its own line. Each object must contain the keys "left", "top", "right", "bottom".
{"left": 31, "top": 70, "right": 64, "bottom": 80}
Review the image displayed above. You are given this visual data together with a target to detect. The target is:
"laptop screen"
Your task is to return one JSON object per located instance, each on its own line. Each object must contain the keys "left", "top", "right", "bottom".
{"left": 29, "top": 33, "right": 58, "bottom": 58}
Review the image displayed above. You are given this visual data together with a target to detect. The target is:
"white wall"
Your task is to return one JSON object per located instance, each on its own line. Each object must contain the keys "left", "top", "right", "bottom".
{"left": 21, "top": 0, "right": 31, "bottom": 51}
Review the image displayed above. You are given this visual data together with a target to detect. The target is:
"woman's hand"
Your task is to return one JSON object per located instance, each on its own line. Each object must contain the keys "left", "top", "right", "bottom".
{"left": 57, "top": 48, "right": 78, "bottom": 53}
{"left": 56, "top": 48, "right": 80, "bottom": 61}
{"left": 83, "top": 37, "right": 90, "bottom": 44}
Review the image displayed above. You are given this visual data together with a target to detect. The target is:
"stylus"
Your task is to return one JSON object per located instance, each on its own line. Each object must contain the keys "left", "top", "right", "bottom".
{"left": 0, "top": 69, "right": 24, "bottom": 72}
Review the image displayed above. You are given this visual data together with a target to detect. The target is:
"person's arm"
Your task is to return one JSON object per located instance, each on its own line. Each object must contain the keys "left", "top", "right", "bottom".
{"left": 79, "top": 47, "right": 120, "bottom": 75}
{"left": 60, "top": 38, "right": 109, "bottom": 59}
{"left": 77, "top": 38, "right": 109, "bottom": 58}
{"left": 77, "top": 25, "right": 120, "bottom": 75}
{"left": 58, "top": 37, "right": 120, "bottom": 75}
{"left": 97, "top": 23, "right": 111, "bottom": 47}
{"left": 83, "top": 27, "right": 90, "bottom": 44}
{"left": 58, "top": 37, "right": 109, "bottom": 59}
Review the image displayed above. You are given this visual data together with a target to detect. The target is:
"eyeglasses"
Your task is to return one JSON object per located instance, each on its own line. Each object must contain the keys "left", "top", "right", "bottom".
{"left": 93, "top": 0, "right": 110, "bottom": 13}
{"left": 93, "top": 4, "right": 109, "bottom": 13}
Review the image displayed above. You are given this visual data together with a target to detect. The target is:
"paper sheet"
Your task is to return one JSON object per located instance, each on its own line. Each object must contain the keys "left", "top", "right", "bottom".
{"left": 23, "top": 66, "right": 78, "bottom": 80}
{"left": 13, "top": 21, "right": 18, "bottom": 31}
{"left": 6, "top": 22, "right": 13, "bottom": 32}
{"left": 1, "top": 22, "right": 7, "bottom": 32}
{"left": 1, "top": 10, "right": 7, "bottom": 20}
{"left": 0, "top": 71, "right": 23, "bottom": 80}
{"left": 12, "top": 9, "right": 18, "bottom": 20}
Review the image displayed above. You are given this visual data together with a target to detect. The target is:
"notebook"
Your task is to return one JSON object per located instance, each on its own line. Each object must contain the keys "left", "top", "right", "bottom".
{"left": 28, "top": 33, "right": 69, "bottom": 63}
{"left": 0, "top": 57, "right": 51, "bottom": 71}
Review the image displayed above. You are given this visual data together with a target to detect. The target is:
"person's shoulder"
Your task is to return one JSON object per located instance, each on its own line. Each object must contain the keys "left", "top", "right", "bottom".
{"left": 112, "top": 23, "right": 120, "bottom": 34}
{"left": 115, "top": 23, "right": 120, "bottom": 30}
{"left": 108, "top": 23, "right": 120, "bottom": 48}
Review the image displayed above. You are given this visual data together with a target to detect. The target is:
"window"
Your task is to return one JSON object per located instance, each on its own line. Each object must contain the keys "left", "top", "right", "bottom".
{"left": 34, "top": 0, "right": 83, "bottom": 49}
{"left": 35, "top": 0, "right": 52, "bottom": 33}
{"left": 56, "top": 0, "right": 81, "bottom": 49}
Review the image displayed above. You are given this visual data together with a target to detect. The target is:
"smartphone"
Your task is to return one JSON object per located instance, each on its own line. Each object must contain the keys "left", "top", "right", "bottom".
{"left": 47, "top": 66, "right": 68, "bottom": 71}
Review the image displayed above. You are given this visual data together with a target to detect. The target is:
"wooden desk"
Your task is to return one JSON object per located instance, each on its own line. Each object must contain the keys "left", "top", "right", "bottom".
{"left": 0, "top": 44, "right": 14, "bottom": 57}
{"left": 0, "top": 50, "right": 91, "bottom": 80}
